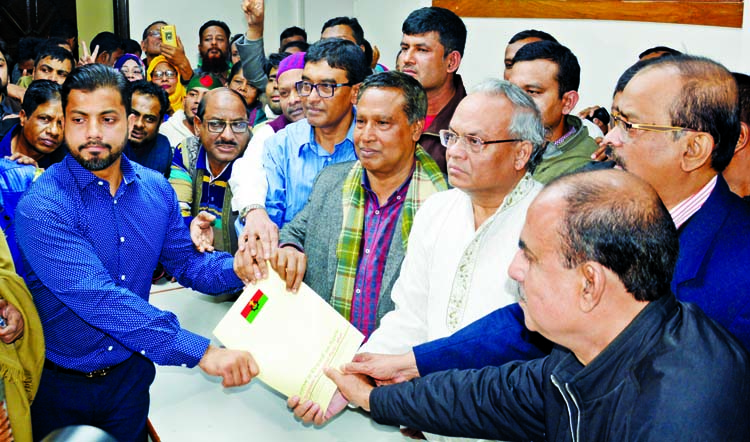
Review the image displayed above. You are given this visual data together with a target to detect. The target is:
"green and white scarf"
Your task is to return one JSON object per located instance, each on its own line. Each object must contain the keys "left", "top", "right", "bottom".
{"left": 330, "top": 146, "right": 447, "bottom": 320}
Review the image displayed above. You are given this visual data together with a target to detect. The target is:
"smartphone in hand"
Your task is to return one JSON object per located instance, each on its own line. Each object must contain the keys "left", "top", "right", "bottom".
{"left": 161, "top": 25, "right": 177, "bottom": 47}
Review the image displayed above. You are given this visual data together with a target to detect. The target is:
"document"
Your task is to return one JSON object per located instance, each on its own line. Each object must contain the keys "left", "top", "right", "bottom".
{"left": 213, "top": 272, "right": 364, "bottom": 409}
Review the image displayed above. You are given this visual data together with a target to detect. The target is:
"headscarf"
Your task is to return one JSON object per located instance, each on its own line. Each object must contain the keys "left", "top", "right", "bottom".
{"left": 113, "top": 53, "right": 145, "bottom": 73}
{"left": 147, "top": 55, "right": 185, "bottom": 115}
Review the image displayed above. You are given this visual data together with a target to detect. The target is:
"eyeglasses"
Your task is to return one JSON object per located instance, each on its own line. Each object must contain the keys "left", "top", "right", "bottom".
{"left": 609, "top": 111, "right": 695, "bottom": 135}
{"left": 205, "top": 119, "right": 249, "bottom": 134}
{"left": 152, "top": 70, "right": 177, "bottom": 79}
{"left": 147, "top": 30, "right": 162, "bottom": 40}
{"left": 295, "top": 80, "right": 352, "bottom": 98}
{"left": 439, "top": 129, "right": 521, "bottom": 153}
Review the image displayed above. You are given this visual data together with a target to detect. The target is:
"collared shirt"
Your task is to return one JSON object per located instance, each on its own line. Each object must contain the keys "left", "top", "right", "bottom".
{"left": 263, "top": 113, "right": 358, "bottom": 227}
{"left": 362, "top": 177, "right": 543, "bottom": 355}
{"left": 351, "top": 172, "right": 411, "bottom": 338}
{"left": 0, "top": 158, "right": 38, "bottom": 276}
{"left": 192, "top": 149, "right": 233, "bottom": 229}
{"left": 15, "top": 154, "right": 243, "bottom": 372}
{"left": 670, "top": 175, "right": 718, "bottom": 229}
{"left": 172, "top": 146, "right": 235, "bottom": 252}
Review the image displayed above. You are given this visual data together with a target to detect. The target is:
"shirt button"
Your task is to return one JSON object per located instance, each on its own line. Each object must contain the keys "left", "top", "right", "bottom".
{"left": 108, "top": 346, "right": 113, "bottom": 351}
{"left": 120, "top": 237, "right": 125, "bottom": 243}
{"left": 121, "top": 275, "right": 126, "bottom": 281}
{"left": 97, "top": 181, "right": 103, "bottom": 186}
{"left": 181, "top": 363, "right": 187, "bottom": 368}
{"left": 396, "top": 196, "right": 402, "bottom": 200}
{"left": 141, "top": 350, "right": 146, "bottom": 355}
{"left": 374, "top": 210, "right": 380, "bottom": 215}
{"left": 114, "top": 200, "right": 118, "bottom": 204}
{"left": 355, "top": 289, "right": 361, "bottom": 294}
{"left": 365, "top": 248, "right": 370, "bottom": 254}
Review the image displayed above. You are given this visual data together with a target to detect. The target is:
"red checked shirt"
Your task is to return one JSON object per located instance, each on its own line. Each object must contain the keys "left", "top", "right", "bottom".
{"left": 350, "top": 173, "right": 412, "bottom": 338}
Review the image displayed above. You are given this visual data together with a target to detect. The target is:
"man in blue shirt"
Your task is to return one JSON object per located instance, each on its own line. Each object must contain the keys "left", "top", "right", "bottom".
{"left": 235, "top": 38, "right": 368, "bottom": 283}
{"left": 263, "top": 38, "right": 367, "bottom": 227}
{"left": 16, "top": 64, "right": 257, "bottom": 442}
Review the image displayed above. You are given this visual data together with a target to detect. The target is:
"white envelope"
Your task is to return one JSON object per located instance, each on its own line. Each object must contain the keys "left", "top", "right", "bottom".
{"left": 213, "top": 271, "right": 364, "bottom": 410}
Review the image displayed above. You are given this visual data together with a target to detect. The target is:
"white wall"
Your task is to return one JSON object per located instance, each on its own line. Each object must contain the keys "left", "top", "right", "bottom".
{"left": 128, "top": 0, "right": 302, "bottom": 64}
{"left": 129, "top": 0, "right": 748, "bottom": 109}
{"left": 357, "top": 2, "right": 749, "bottom": 110}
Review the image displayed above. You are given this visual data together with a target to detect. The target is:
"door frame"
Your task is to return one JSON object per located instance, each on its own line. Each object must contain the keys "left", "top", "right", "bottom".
{"left": 113, "top": 0, "right": 130, "bottom": 40}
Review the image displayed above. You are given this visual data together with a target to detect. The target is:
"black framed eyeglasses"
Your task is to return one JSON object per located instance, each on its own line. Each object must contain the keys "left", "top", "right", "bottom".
{"left": 439, "top": 129, "right": 522, "bottom": 153}
{"left": 295, "top": 80, "right": 353, "bottom": 98}
{"left": 205, "top": 120, "right": 249, "bottom": 134}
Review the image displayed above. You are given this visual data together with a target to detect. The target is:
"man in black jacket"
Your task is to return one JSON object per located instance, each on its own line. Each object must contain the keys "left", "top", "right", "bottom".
{"left": 328, "top": 169, "right": 750, "bottom": 441}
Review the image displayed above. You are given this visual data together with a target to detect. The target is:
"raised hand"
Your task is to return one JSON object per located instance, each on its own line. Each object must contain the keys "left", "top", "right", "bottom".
{"left": 190, "top": 211, "right": 216, "bottom": 252}
{"left": 78, "top": 41, "right": 99, "bottom": 66}
{"left": 242, "top": 0, "right": 265, "bottom": 39}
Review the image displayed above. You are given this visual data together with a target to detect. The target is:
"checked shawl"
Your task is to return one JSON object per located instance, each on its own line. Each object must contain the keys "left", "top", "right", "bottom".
{"left": 330, "top": 146, "right": 447, "bottom": 321}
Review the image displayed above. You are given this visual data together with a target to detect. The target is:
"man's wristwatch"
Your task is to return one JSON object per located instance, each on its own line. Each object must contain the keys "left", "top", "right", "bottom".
{"left": 239, "top": 204, "right": 265, "bottom": 224}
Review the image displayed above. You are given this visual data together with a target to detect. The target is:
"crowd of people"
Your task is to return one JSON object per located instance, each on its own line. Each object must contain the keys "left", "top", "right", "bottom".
{"left": 0, "top": 0, "right": 748, "bottom": 440}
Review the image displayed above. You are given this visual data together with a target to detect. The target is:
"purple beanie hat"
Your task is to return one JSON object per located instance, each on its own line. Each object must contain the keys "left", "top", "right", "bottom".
{"left": 276, "top": 52, "right": 306, "bottom": 80}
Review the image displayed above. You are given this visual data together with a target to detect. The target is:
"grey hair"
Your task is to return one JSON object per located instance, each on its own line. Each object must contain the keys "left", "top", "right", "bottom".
{"left": 471, "top": 78, "right": 547, "bottom": 173}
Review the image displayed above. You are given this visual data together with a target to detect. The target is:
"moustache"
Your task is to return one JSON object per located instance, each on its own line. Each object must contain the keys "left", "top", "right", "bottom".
{"left": 81, "top": 141, "right": 113, "bottom": 150}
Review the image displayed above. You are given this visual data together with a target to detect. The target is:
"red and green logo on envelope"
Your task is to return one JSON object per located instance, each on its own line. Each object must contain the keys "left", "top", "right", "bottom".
{"left": 240, "top": 290, "right": 268, "bottom": 324}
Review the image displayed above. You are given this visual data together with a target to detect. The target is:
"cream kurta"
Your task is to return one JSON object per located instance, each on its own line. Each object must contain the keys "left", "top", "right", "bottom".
{"left": 362, "top": 174, "right": 542, "bottom": 356}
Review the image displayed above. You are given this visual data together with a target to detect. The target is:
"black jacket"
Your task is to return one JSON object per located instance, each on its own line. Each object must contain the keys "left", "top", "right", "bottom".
{"left": 371, "top": 294, "right": 750, "bottom": 441}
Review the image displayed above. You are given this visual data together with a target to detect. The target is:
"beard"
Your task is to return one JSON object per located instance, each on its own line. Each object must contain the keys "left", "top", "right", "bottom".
{"left": 71, "top": 140, "right": 123, "bottom": 171}
{"left": 201, "top": 50, "right": 229, "bottom": 74}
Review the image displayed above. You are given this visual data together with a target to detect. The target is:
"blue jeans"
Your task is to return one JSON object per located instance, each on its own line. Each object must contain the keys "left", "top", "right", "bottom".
{"left": 31, "top": 354, "right": 156, "bottom": 442}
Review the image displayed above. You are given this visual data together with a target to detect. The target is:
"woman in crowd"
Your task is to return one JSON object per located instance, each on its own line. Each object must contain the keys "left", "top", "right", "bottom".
{"left": 114, "top": 53, "right": 145, "bottom": 82}
{"left": 147, "top": 55, "right": 185, "bottom": 118}
{"left": 228, "top": 63, "right": 266, "bottom": 128}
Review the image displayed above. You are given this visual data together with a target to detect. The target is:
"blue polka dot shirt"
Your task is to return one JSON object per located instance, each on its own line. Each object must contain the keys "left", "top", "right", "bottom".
{"left": 16, "top": 154, "right": 243, "bottom": 372}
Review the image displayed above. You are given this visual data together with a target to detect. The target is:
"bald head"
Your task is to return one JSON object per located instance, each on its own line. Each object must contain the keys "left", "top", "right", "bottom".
{"left": 543, "top": 169, "right": 678, "bottom": 301}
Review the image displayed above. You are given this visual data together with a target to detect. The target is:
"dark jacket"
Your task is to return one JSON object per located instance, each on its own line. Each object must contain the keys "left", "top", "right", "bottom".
{"left": 371, "top": 294, "right": 750, "bottom": 441}
{"left": 414, "top": 175, "right": 750, "bottom": 373}
{"left": 123, "top": 133, "right": 173, "bottom": 178}
{"left": 419, "top": 74, "right": 466, "bottom": 174}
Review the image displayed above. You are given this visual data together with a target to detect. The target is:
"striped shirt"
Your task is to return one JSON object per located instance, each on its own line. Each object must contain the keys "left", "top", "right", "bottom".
{"left": 671, "top": 175, "right": 717, "bottom": 229}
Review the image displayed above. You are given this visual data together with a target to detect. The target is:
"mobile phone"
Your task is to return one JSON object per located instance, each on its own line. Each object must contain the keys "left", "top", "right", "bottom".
{"left": 161, "top": 25, "right": 177, "bottom": 47}
{"left": 587, "top": 107, "right": 610, "bottom": 126}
